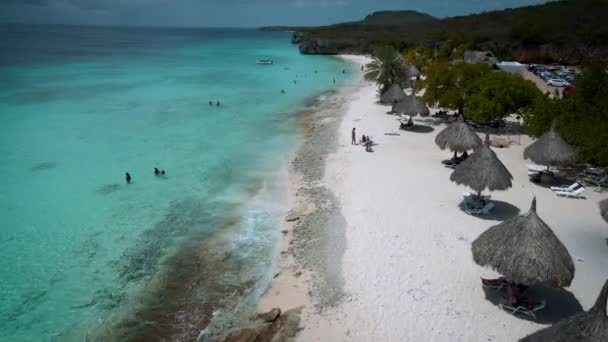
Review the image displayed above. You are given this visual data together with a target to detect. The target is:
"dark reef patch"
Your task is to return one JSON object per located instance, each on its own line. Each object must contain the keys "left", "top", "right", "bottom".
{"left": 30, "top": 161, "right": 57, "bottom": 172}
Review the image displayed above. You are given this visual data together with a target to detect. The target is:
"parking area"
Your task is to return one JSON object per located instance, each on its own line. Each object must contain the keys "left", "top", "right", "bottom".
{"left": 527, "top": 64, "right": 576, "bottom": 90}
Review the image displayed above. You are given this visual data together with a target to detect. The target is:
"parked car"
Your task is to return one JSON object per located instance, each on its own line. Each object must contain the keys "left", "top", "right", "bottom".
{"left": 547, "top": 78, "right": 570, "bottom": 87}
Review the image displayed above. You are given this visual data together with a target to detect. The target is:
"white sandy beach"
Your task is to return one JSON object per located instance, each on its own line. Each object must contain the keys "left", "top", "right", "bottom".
{"left": 258, "top": 55, "right": 608, "bottom": 342}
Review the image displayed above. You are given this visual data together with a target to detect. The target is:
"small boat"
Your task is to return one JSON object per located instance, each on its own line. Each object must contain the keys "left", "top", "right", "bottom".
{"left": 256, "top": 58, "right": 273, "bottom": 65}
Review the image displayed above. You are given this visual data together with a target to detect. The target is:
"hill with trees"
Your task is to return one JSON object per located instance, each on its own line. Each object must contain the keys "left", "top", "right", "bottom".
{"left": 267, "top": 0, "right": 608, "bottom": 64}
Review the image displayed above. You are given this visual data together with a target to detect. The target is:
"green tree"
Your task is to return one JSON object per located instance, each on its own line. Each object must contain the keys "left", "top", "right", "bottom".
{"left": 364, "top": 45, "right": 408, "bottom": 94}
{"left": 525, "top": 64, "right": 608, "bottom": 165}
{"left": 465, "top": 72, "right": 541, "bottom": 121}
{"left": 403, "top": 46, "right": 433, "bottom": 71}
{"left": 421, "top": 61, "right": 492, "bottom": 114}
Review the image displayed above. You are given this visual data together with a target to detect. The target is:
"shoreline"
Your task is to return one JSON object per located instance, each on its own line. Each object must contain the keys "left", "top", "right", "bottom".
{"left": 255, "top": 55, "right": 369, "bottom": 336}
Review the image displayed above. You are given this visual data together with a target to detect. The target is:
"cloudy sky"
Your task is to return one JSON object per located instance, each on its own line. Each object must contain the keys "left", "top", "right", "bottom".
{"left": 1, "top": 0, "right": 551, "bottom": 27}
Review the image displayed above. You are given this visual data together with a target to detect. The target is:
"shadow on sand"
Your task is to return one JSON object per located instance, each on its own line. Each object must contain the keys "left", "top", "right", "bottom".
{"left": 528, "top": 174, "right": 575, "bottom": 190}
{"left": 482, "top": 285, "right": 583, "bottom": 324}
{"left": 404, "top": 125, "right": 435, "bottom": 134}
{"left": 458, "top": 200, "right": 520, "bottom": 221}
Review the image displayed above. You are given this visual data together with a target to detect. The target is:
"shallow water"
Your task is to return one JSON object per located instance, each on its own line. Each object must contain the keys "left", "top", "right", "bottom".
{"left": 0, "top": 24, "right": 353, "bottom": 341}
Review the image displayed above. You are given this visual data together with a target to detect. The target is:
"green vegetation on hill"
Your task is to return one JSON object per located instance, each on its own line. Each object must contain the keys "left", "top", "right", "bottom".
{"left": 358, "top": 10, "right": 439, "bottom": 26}
{"left": 269, "top": 0, "right": 608, "bottom": 64}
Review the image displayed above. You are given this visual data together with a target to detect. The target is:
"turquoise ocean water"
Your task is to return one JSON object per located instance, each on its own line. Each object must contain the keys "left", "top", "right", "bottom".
{"left": 0, "top": 25, "right": 353, "bottom": 341}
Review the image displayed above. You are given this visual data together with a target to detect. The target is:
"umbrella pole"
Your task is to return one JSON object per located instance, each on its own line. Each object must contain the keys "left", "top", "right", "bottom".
{"left": 453, "top": 151, "right": 457, "bottom": 159}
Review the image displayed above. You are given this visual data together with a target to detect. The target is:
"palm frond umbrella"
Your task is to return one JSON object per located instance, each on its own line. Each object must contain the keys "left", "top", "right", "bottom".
{"left": 524, "top": 124, "right": 577, "bottom": 170}
{"left": 472, "top": 198, "right": 575, "bottom": 287}
{"left": 520, "top": 279, "right": 608, "bottom": 342}
{"left": 600, "top": 199, "right": 608, "bottom": 224}
{"left": 435, "top": 116, "right": 482, "bottom": 158}
{"left": 450, "top": 134, "right": 513, "bottom": 197}
{"left": 379, "top": 84, "right": 407, "bottom": 105}
{"left": 391, "top": 95, "right": 429, "bottom": 117}
{"left": 408, "top": 65, "right": 421, "bottom": 79}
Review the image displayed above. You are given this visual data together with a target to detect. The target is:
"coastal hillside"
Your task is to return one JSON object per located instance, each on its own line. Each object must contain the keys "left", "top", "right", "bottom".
{"left": 267, "top": 0, "right": 608, "bottom": 64}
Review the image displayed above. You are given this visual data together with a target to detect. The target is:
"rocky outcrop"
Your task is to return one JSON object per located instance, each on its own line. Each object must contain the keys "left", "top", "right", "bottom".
{"left": 291, "top": 32, "right": 304, "bottom": 44}
{"left": 219, "top": 307, "right": 303, "bottom": 342}
{"left": 298, "top": 36, "right": 367, "bottom": 55}
{"left": 253, "top": 308, "right": 281, "bottom": 323}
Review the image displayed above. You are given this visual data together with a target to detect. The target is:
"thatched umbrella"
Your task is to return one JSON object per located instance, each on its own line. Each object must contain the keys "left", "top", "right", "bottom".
{"left": 391, "top": 95, "right": 429, "bottom": 117}
{"left": 408, "top": 65, "right": 421, "bottom": 79}
{"left": 450, "top": 135, "right": 513, "bottom": 196}
{"left": 600, "top": 199, "right": 608, "bottom": 224}
{"left": 524, "top": 124, "right": 577, "bottom": 170}
{"left": 520, "top": 279, "right": 608, "bottom": 342}
{"left": 380, "top": 84, "right": 407, "bottom": 105}
{"left": 472, "top": 198, "right": 575, "bottom": 287}
{"left": 435, "top": 116, "right": 482, "bottom": 158}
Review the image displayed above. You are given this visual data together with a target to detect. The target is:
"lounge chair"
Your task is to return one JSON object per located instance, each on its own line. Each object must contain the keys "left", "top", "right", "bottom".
{"left": 555, "top": 187, "right": 586, "bottom": 199}
{"left": 481, "top": 277, "right": 512, "bottom": 290}
{"left": 583, "top": 175, "right": 608, "bottom": 188}
{"left": 464, "top": 201, "right": 494, "bottom": 215}
{"left": 499, "top": 299, "right": 546, "bottom": 319}
{"left": 527, "top": 164, "right": 557, "bottom": 173}
{"left": 463, "top": 192, "right": 491, "bottom": 202}
{"left": 550, "top": 182, "right": 582, "bottom": 192}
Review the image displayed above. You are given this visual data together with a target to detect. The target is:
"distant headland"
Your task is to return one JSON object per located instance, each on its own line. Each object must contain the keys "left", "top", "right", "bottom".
{"left": 260, "top": 0, "right": 608, "bottom": 64}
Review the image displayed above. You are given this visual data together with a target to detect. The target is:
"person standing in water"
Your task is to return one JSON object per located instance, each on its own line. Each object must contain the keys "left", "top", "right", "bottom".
{"left": 209, "top": 101, "right": 213, "bottom": 106}
{"left": 154, "top": 168, "right": 160, "bottom": 176}
{"left": 351, "top": 127, "right": 356, "bottom": 145}
{"left": 125, "top": 172, "right": 132, "bottom": 184}
{"left": 216, "top": 101, "right": 220, "bottom": 107}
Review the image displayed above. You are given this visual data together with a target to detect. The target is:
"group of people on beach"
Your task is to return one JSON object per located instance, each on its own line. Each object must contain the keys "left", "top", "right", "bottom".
{"left": 351, "top": 127, "right": 373, "bottom": 152}
{"left": 124, "top": 167, "right": 166, "bottom": 184}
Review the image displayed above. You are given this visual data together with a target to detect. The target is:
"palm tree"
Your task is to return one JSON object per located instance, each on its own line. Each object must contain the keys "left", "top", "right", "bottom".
{"left": 364, "top": 46, "right": 408, "bottom": 94}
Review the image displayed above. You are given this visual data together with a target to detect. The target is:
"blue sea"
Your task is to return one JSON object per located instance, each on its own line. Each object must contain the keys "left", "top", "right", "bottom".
{"left": 0, "top": 25, "right": 353, "bottom": 341}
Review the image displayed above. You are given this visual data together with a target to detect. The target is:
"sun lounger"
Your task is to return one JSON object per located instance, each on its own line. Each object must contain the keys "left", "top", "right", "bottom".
{"left": 555, "top": 187, "right": 586, "bottom": 198}
{"left": 527, "top": 164, "right": 557, "bottom": 173}
{"left": 481, "top": 277, "right": 512, "bottom": 290}
{"left": 464, "top": 201, "right": 494, "bottom": 215}
{"left": 582, "top": 175, "right": 608, "bottom": 188}
{"left": 499, "top": 299, "right": 546, "bottom": 319}
{"left": 550, "top": 182, "right": 582, "bottom": 192}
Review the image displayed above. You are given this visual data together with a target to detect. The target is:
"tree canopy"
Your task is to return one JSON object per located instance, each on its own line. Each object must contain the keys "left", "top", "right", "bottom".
{"left": 421, "top": 61, "right": 492, "bottom": 114}
{"left": 466, "top": 72, "right": 541, "bottom": 121}
{"left": 524, "top": 64, "right": 608, "bottom": 165}
{"left": 422, "top": 61, "right": 541, "bottom": 120}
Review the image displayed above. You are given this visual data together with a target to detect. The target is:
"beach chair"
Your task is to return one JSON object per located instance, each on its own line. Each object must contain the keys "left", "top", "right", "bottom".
{"left": 499, "top": 299, "right": 546, "bottom": 319}
{"left": 555, "top": 187, "right": 586, "bottom": 199}
{"left": 463, "top": 192, "right": 491, "bottom": 202}
{"left": 481, "top": 277, "right": 511, "bottom": 291}
{"left": 527, "top": 164, "right": 557, "bottom": 173}
{"left": 464, "top": 201, "right": 494, "bottom": 215}
{"left": 550, "top": 182, "right": 582, "bottom": 192}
